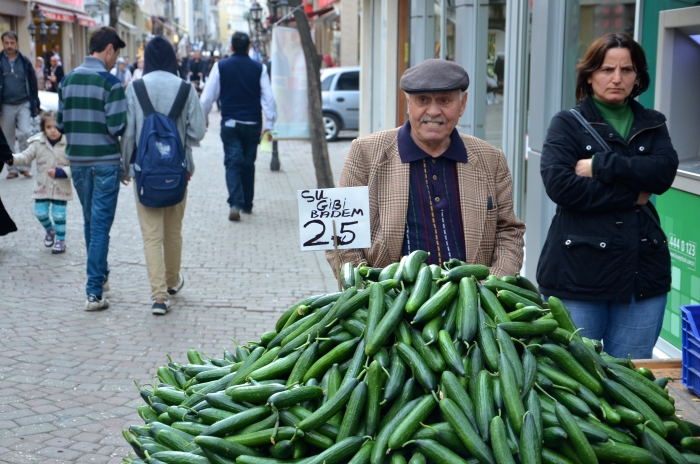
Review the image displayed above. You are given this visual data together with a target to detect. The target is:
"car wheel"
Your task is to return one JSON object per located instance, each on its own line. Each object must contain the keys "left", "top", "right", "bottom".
{"left": 323, "top": 113, "right": 341, "bottom": 141}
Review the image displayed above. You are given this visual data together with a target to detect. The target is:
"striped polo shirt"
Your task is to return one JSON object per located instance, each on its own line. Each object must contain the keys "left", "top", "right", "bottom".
{"left": 56, "top": 57, "right": 126, "bottom": 166}
{"left": 399, "top": 121, "right": 467, "bottom": 266}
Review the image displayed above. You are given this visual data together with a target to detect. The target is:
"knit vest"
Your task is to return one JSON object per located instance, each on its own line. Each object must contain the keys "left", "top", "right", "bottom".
{"left": 218, "top": 53, "right": 263, "bottom": 124}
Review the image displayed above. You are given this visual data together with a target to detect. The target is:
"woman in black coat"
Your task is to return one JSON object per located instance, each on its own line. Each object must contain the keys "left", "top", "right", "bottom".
{"left": 536, "top": 33, "right": 678, "bottom": 359}
{"left": 0, "top": 125, "right": 18, "bottom": 236}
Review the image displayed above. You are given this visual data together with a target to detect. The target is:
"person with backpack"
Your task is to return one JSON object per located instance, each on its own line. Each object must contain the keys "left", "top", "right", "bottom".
{"left": 120, "top": 36, "right": 205, "bottom": 315}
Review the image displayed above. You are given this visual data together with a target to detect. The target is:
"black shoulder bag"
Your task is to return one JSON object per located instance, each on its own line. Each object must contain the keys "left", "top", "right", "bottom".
{"left": 569, "top": 108, "right": 663, "bottom": 230}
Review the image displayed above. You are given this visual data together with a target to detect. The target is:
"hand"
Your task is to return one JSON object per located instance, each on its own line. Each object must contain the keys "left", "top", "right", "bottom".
{"left": 636, "top": 191, "right": 651, "bottom": 205}
{"left": 575, "top": 159, "right": 593, "bottom": 178}
{"left": 188, "top": 71, "right": 193, "bottom": 76}
{"left": 47, "top": 168, "right": 55, "bottom": 178}
{"left": 121, "top": 179, "right": 130, "bottom": 186}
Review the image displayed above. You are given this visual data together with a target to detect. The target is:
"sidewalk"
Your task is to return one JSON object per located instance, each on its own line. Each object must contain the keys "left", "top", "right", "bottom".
{"left": 0, "top": 112, "right": 355, "bottom": 463}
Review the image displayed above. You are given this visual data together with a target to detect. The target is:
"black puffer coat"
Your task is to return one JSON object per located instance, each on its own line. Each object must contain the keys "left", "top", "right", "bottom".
{"left": 536, "top": 96, "right": 678, "bottom": 303}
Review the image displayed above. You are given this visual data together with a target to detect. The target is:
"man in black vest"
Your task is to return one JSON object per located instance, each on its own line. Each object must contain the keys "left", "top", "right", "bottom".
{"left": 200, "top": 32, "right": 277, "bottom": 221}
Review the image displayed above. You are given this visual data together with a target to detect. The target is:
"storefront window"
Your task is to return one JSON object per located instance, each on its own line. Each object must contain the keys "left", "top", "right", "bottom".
{"left": 562, "top": 0, "right": 636, "bottom": 109}
{"left": 0, "top": 15, "right": 14, "bottom": 37}
{"left": 484, "top": 1, "right": 506, "bottom": 149}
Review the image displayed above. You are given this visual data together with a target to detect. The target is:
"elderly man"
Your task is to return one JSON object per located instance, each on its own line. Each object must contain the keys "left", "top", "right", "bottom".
{"left": 326, "top": 59, "right": 525, "bottom": 277}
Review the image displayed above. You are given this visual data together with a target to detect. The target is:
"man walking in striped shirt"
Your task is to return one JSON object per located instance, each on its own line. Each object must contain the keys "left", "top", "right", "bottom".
{"left": 57, "top": 27, "right": 127, "bottom": 311}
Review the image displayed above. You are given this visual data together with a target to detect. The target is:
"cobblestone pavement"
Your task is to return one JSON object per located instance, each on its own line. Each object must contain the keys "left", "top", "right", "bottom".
{"left": 0, "top": 112, "right": 356, "bottom": 463}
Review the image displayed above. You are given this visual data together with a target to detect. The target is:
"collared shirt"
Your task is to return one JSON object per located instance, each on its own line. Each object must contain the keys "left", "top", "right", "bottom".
{"left": 399, "top": 121, "right": 467, "bottom": 265}
{"left": 199, "top": 61, "right": 277, "bottom": 130}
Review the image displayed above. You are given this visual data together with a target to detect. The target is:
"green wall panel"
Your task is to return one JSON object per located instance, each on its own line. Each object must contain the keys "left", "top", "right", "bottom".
{"left": 656, "top": 188, "right": 700, "bottom": 349}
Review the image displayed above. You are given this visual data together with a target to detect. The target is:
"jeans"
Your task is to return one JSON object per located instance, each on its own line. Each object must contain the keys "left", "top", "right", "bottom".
{"left": 0, "top": 102, "right": 31, "bottom": 172}
{"left": 221, "top": 122, "right": 261, "bottom": 211}
{"left": 556, "top": 294, "right": 667, "bottom": 359}
{"left": 71, "top": 165, "right": 120, "bottom": 297}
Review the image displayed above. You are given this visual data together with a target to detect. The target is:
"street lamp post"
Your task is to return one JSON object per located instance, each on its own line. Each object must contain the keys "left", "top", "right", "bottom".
{"left": 28, "top": 10, "right": 59, "bottom": 57}
{"left": 249, "top": 2, "right": 280, "bottom": 171}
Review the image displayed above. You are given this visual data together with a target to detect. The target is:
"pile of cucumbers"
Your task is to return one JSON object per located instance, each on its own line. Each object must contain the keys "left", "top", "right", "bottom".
{"left": 123, "top": 250, "right": 700, "bottom": 464}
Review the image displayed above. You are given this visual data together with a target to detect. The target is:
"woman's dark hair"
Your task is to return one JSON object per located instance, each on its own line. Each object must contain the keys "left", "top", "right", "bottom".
{"left": 575, "top": 33, "right": 650, "bottom": 102}
{"left": 89, "top": 26, "right": 126, "bottom": 55}
{"left": 40, "top": 111, "right": 57, "bottom": 132}
{"left": 231, "top": 32, "right": 250, "bottom": 53}
{"left": 1, "top": 31, "right": 18, "bottom": 42}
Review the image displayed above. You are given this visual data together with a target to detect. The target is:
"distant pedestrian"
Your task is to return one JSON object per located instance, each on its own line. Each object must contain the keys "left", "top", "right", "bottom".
{"left": 120, "top": 36, "right": 205, "bottom": 315}
{"left": 0, "top": 31, "right": 40, "bottom": 179}
{"left": 111, "top": 57, "right": 132, "bottom": 87}
{"left": 45, "top": 55, "right": 64, "bottom": 92}
{"left": 132, "top": 56, "right": 144, "bottom": 80}
{"left": 35, "top": 57, "right": 45, "bottom": 91}
{"left": 200, "top": 32, "right": 276, "bottom": 221}
{"left": 4, "top": 111, "right": 72, "bottom": 253}
{"left": 57, "top": 26, "right": 127, "bottom": 311}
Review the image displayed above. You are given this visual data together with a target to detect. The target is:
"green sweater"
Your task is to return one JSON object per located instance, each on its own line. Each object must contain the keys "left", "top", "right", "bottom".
{"left": 56, "top": 57, "right": 126, "bottom": 166}
{"left": 592, "top": 96, "right": 633, "bottom": 140}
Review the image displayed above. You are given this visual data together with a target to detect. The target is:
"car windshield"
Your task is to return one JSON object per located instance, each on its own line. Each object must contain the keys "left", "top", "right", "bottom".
{"left": 321, "top": 74, "right": 335, "bottom": 91}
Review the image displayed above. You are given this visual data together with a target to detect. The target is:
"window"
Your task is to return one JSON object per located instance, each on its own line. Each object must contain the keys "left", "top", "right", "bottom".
{"left": 321, "top": 74, "right": 335, "bottom": 91}
{"left": 335, "top": 72, "right": 359, "bottom": 91}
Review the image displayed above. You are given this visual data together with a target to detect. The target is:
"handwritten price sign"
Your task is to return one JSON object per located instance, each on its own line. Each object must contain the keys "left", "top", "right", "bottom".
{"left": 297, "top": 187, "right": 371, "bottom": 251}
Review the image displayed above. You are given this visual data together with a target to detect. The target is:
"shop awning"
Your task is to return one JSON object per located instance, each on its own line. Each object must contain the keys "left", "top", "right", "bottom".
{"left": 35, "top": 4, "right": 76, "bottom": 23}
{"left": 75, "top": 13, "right": 97, "bottom": 28}
{"left": 307, "top": 6, "right": 335, "bottom": 19}
{"left": 118, "top": 18, "right": 137, "bottom": 31}
{"left": 152, "top": 16, "right": 177, "bottom": 34}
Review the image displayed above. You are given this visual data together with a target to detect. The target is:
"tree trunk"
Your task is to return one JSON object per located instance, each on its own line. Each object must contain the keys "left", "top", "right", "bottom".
{"left": 288, "top": 0, "right": 334, "bottom": 189}
{"left": 109, "top": 0, "right": 119, "bottom": 28}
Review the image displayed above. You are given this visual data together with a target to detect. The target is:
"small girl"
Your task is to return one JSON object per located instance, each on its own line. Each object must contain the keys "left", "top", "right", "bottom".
{"left": 7, "top": 111, "right": 72, "bottom": 253}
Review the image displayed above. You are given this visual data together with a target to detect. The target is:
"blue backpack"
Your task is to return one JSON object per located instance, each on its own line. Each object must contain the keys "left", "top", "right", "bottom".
{"left": 131, "top": 79, "right": 191, "bottom": 208}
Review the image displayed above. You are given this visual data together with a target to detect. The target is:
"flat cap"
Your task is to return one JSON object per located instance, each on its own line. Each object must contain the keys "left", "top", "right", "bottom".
{"left": 400, "top": 59, "right": 470, "bottom": 93}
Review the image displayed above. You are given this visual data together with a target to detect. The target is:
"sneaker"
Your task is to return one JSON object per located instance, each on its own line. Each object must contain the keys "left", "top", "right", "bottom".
{"left": 152, "top": 299, "right": 171, "bottom": 315}
{"left": 168, "top": 273, "right": 186, "bottom": 297}
{"left": 51, "top": 239, "right": 66, "bottom": 254}
{"left": 20, "top": 170, "right": 32, "bottom": 178}
{"left": 229, "top": 208, "right": 240, "bottom": 221}
{"left": 44, "top": 229, "right": 56, "bottom": 247}
{"left": 6, "top": 172, "right": 18, "bottom": 179}
{"left": 85, "top": 294, "right": 109, "bottom": 311}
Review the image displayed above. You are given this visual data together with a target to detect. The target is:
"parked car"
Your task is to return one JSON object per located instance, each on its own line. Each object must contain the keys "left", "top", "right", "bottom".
{"left": 39, "top": 90, "right": 59, "bottom": 114}
{"left": 321, "top": 66, "right": 359, "bottom": 141}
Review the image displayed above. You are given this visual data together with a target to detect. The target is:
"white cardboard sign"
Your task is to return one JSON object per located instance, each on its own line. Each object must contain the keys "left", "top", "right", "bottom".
{"left": 297, "top": 187, "right": 371, "bottom": 251}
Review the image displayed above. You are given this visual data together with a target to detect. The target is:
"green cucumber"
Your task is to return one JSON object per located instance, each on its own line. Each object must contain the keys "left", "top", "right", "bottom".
{"left": 477, "top": 309, "right": 499, "bottom": 372}
{"left": 474, "top": 369, "right": 495, "bottom": 442}
{"left": 490, "top": 416, "right": 517, "bottom": 464}
{"left": 148, "top": 451, "right": 210, "bottom": 464}
{"left": 438, "top": 264, "right": 490, "bottom": 283}
{"left": 478, "top": 284, "right": 511, "bottom": 323}
{"left": 193, "top": 436, "right": 262, "bottom": 459}
{"left": 371, "top": 398, "right": 422, "bottom": 464}
{"left": 388, "top": 395, "right": 437, "bottom": 450}
{"left": 499, "top": 352, "right": 526, "bottom": 435}
{"left": 383, "top": 345, "right": 407, "bottom": 402}
{"left": 540, "top": 343, "right": 603, "bottom": 396}
{"left": 365, "top": 282, "right": 386, "bottom": 341}
{"left": 287, "top": 342, "right": 319, "bottom": 388}
{"left": 268, "top": 385, "right": 324, "bottom": 409}
{"left": 410, "top": 327, "right": 446, "bottom": 372}
{"left": 303, "top": 337, "right": 360, "bottom": 383}
{"left": 306, "top": 436, "right": 364, "bottom": 464}
{"left": 458, "top": 277, "right": 479, "bottom": 342}
{"left": 496, "top": 326, "right": 524, "bottom": 390}
{"left": 365, "top": 360, "right": 385, "bottom": 437}
{"left": 554, "top": 402, "right": 597, "bottom": 464}
{"left": 422, "top": 314, "right": 443, "bottom": 345}
{"left": 520, "top": 412, "right": 541, "bottom": 464}
{"left": 403, "top": 250, "right": 430, "bottom": 283}
{"left": 336, "top": 381, "right": 367, "bottom": 442}
{"left": 603, "top": 378, "right": 667, "bottom": 437}
{"left": 438, "top": 330, "right": 467, "bottom": 376}
{"left": 536, "top": 362, "right": 581, "bottom": 392}
{"left": 297, "top": 378, "right": 358, "bottom": 432}
{"left": 396, "top": 342, "right": 437, "bottom": 391}
{"left": 223, "top": 426, "right": 300, "bottom": 447}
{"left": 407, "top": 265, "right": 436, "bottom": 314}
{"left": 413, "top": 439, "right": 472, "bottom": 464}
{"left": 438, "top": 398, "right": 496, "bottom": 464}
{"left": 341, "top": 339, "right": 367, "bottom": 387}
{"left": 497, "top": 319, "right": 560, "bottom": 337}
{"left": 366, "top": 289, "right": 409, "bottom": 356}
{"left": 590, "top": 440, "right": 663, "bottom": 464}
{"left": 483, "top": 279, "right": 543, "bottom": 305}
{"left": 248, "top": 350, "right": 301, "bottom": 381}
{"left": 412, "top": 281, "right": 458, "bottom": 322}
{"left": 441, "top": 371, "right": 478, "bottom": 431}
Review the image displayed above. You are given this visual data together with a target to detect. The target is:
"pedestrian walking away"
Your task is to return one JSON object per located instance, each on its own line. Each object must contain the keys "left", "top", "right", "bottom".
{"left": 4, "top": 111, "right": 72, "bottom": 253}
{"left": 0, "top": 31, "right": 40, "bottom": 179}
{"left": 57, "top": 26, "right": 127, "bottom": 311}
{"left": 326, "top": 59, "right": 525, "bottom": 278}
{"left": 536, "top": 33, "right": 679, "bottom": 359}
{"left": 120, "top": 35, "right": 205, "bottom": 315}
{"left": 200, "top": 31, "right": 277, "bottom": 221}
